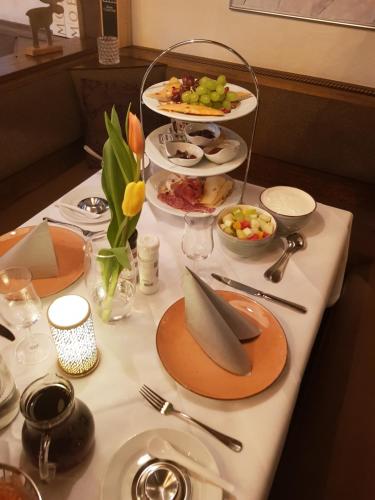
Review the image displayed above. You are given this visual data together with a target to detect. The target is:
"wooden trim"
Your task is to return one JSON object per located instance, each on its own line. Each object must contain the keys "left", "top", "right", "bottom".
{"left": 121, "top": 46, "right": 375, "bottom": 107}
{"left": 117, "top": 0, "right": 132, "bottom": 47}
{"left": 0, "top": 38, "right": 97, "bottom": 83}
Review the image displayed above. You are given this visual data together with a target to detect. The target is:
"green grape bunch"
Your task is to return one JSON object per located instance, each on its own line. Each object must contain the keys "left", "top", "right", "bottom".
{"left": 173, "top": 74, "right": 239, "bottom": 113}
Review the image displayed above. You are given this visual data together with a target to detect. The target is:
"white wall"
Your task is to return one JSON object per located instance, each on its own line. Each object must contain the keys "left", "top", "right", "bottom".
{"left": 0, "top": 1, "right": 79, "bottom": 38}
{"left": 0, "top": 0, "right": 40, "bottom": 25}
{"left": 131, "top": 0, "right": 375, "bottom": 87}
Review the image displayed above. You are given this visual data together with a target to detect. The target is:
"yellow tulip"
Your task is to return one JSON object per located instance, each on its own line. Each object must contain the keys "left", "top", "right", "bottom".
{"left": 128, "top": 112, "right": 144, "bottom": 157}
{"left": 122, "top": 181, "right": 145, "bottom": 217}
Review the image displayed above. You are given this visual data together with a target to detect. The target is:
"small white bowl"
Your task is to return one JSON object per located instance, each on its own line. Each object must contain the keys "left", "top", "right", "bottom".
{"left": 184, "top": 122, "right": 221, "bottom": 147}
{"left": 259, "top": 186, "right": 316, "bottom": 235}
{"left": 204, "top": 140, "right": 240, "bottom": 164}
{"left": 165, "top": 141, "right": 203, "bottom": 167}
{"left": 216, "top": 204, "right": 277, "bottom": 257}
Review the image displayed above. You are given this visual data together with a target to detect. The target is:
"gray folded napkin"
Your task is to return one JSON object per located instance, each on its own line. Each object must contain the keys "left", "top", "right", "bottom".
{"left": 183, "top": 268, "right": 260, "bottom": 375}
{"left": 0, "top": 221, "right": 58, "bottom": 278}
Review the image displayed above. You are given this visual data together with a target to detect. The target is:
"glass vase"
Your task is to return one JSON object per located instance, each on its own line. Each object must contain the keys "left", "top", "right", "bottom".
{"left": 85, "top": 239, "right": 136, "bottom": 323}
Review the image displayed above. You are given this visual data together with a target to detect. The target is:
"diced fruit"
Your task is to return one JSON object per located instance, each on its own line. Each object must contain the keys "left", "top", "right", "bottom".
{"left": 220, "top": 206, "right": 274, "bottom": 241}
{"left": 259, "top": 220, "right": 273, "bottom": 234}
{"left": 243, "top": 207, "right": 257, "bottom": 216}
{"left": 250, "top": 219, "right": 260, "bottom": 230}
{"left": 236, "top": 229, "right": 247, "bottom": 239}
{"left": 259, "top": 213, "right": 271, "bottom": 222}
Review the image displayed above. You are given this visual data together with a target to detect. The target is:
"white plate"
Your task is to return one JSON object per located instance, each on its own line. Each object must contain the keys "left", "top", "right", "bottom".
{"left": 143, "top": 81, "right": 257, "bottom": 122}
{"left": 101, "top": 428, "right": 222, "bottom": 500}
{"left": 146, "top": 170, "right": 241, "bottom": 218}
{"left": 145, "top": 124, "right": 247, "bottom": 177}
{"left": 58, "top": 185, "right": 110, "bottom": 229}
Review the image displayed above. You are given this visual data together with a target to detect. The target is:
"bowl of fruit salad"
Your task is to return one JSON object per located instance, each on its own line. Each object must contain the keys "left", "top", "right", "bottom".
{"left": 184, "top": 122, "right": 221, "bottom": 147}
{"left": 217, "top": 205, "right": 277, "bottom": 257}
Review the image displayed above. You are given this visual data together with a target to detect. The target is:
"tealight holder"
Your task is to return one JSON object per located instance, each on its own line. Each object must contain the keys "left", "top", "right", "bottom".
{"left": 47, "top": 295, "right": 99, "bottom": 377}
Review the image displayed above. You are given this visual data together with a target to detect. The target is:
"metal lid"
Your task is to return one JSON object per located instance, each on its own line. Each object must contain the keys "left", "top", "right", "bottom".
{"left": 132, "top": 459, "right": 191, "bottom": 500}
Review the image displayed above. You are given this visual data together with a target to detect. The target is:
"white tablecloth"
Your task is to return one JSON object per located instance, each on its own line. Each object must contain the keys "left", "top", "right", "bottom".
{"left": 0, "top": 172, "right": 353, "bottom": 500}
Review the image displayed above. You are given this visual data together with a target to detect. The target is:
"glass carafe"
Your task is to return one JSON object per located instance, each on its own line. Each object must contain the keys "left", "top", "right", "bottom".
{"left": 0, "top": 353, "right": 19, "bottom": 429}
{"left": 20, "top": 373, "right": 95, "bottom": 482}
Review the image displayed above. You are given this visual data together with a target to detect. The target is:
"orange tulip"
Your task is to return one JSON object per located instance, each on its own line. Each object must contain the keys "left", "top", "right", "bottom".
{"left": 128, "top": 112, "right": 144, "bottom": 157}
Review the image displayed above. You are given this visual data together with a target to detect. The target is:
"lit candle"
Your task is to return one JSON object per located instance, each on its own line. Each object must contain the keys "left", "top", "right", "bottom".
{"left": 47, "top": 295, "right": 99, "bottom": 376}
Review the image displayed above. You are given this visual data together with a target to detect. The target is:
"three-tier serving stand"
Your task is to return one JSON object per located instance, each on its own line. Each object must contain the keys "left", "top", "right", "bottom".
{"left": 139, "top": 39, "right": 259, "bottom": 214}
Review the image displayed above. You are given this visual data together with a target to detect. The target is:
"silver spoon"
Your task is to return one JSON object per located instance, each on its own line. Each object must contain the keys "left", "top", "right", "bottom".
{"left": 147, "top": 437, "right": 235, "bottom": 494}
{"left": 264, "top": 233, "right": 305, "bottom": 283}
{"left": 78, "top": 197, "right": 109, "bottom": 214}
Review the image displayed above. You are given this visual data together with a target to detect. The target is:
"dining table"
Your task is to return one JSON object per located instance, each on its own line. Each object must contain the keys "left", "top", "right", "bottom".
{"left": 0, "top": 169, "right": 353, "bottom": 500}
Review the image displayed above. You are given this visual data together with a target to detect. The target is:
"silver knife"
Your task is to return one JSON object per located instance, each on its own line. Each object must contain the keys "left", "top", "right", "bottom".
{"left": 0, "top": 324, "right": 15, "bottom": 341}
{"left": 211, "top": 273, "right": 307, "bottom": 314}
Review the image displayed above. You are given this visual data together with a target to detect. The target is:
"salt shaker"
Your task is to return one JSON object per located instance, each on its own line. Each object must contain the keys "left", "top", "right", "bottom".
{"left": 138, "top": 234, "right": 160, "bottom": 294}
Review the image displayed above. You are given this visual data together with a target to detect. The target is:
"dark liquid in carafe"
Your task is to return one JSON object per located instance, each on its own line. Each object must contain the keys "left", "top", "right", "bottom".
{"left": 28, "top": 384, "right": 71, "bottom": 421}
{"left": 22, "top": 384, "right": 95, "bottom": 472}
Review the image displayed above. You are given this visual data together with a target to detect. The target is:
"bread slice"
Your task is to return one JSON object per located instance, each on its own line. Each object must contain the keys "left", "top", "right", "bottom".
{"left": 158, "top": 102, "right": 224, "bottom": 116}
{"left": 147, "top": 77, "right": 181, "bottom": 102}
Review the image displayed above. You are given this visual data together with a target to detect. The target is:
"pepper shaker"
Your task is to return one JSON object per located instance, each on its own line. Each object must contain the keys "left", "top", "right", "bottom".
{"left": 137, "top": 235, "right": 159, "bottom": 294}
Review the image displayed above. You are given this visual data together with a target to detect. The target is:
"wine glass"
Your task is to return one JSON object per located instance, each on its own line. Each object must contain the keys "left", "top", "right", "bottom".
{"left": 181, "top": 213, "right": 214, "bottom": 273}
{"left": 0, "top": 267, "right": 51, "bottom": 365}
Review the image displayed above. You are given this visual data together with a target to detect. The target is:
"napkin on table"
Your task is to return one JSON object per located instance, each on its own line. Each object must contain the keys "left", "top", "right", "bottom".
{"left": 0, "top": 221, "right": 58, "bottom": 278}
{"left": 183, "top": 268, "right": 261, "bottom": 375}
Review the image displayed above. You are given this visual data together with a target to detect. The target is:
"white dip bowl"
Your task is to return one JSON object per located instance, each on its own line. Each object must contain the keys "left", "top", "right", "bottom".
{"left": 184, "top": 122, "right": 221, "bottom": 147}
{"left": 259, "top": 186, "right": 316, "bottom": 234}
{"left": 204, "top": 140, "right": 240, "bottom": 164}
{"left": 165, "top": 141, "right": 203, "bottom": 167}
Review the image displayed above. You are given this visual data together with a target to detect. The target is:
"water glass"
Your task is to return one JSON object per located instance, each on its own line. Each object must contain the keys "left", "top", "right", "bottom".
{"left": 181, "top": 213, "right": 214, "bottom": 265}
{"left": 0, "top": 267, "right": 51, "bottom": 365}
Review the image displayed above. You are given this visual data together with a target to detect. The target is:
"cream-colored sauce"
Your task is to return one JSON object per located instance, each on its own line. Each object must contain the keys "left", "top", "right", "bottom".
{"left": 262, "top": 187, "right": 315, "bottom": 216}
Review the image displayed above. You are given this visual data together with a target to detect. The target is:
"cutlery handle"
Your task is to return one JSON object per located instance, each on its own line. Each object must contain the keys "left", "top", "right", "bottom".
{"left": 168, "top": 449, "right": 235, "bottom": 493}
{"left": 260, "top": 292, "right": 307, "bottom": 313}
{"left": 55, "top": 203, "right": 100, "bottom": 219}
{"left": 264, "top": 247, "right": 294, "bottom": 282}
{"left": 173, "top": 410, "right": 243, "bottom": 452}
{"left": 43, "top": 217, "right": 81, "bottom": 232}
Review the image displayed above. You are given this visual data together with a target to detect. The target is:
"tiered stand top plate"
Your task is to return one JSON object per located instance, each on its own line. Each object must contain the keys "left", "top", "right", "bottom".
{"left": 145, "top": 124, "right": 248, "bottom": 177}
{"left": 142, "top": 81, "right": 257, "bottom": 122}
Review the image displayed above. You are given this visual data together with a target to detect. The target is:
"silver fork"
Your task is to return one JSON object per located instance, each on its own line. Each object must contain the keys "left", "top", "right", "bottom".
{"left": 139, "top": 385, "right": 243, "bottom": 452}
{"left": 43, "top": 217, "right": 106, "bottom": 239}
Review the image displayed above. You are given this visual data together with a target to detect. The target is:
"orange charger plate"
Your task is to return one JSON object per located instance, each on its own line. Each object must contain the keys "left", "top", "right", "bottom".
{"left": 0, "top": 226, "right": 85, "bottom": 298}
{"left": 156, "top": 290, "right": 288, "bottom": 400}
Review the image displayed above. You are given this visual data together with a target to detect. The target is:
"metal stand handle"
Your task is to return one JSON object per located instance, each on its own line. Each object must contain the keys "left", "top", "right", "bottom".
{"left": 138, "top": 39, "right": 259, "bottom": 202}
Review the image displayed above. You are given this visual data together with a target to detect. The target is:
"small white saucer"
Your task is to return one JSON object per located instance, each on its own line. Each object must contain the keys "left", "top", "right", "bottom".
{"left": 101, "top": 428, "right": 222, "bottom": 500}
{"left": 58, "top": 185, "right": 110, "bottom": 228}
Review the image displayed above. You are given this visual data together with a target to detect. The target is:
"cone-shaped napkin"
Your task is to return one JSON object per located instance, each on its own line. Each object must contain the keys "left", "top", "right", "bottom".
{"left": 0, "top": 221, "right": 58, "bottom": 278}
{"left": 183, "top": 268, "right": 260, "bottom": 375}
